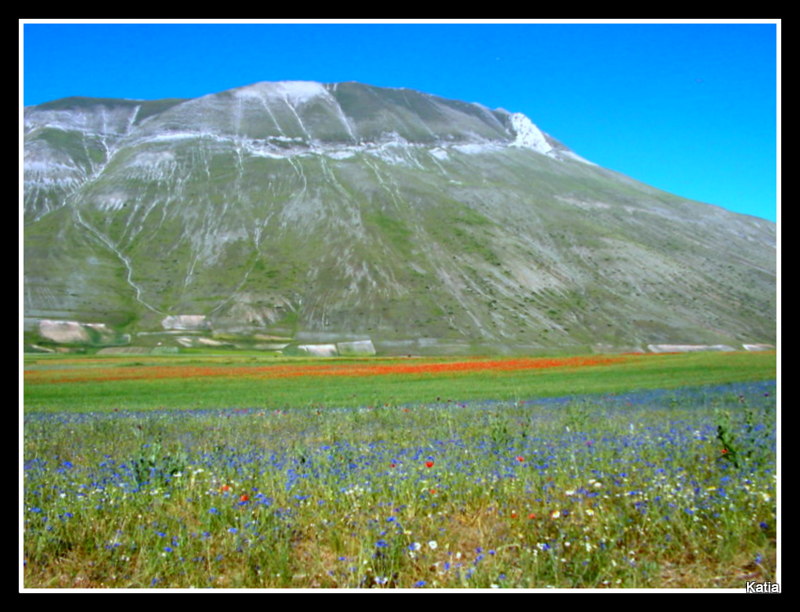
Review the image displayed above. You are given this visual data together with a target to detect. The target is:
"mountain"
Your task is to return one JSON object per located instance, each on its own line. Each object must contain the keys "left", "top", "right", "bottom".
{"left": 23, "top": 81, "right": 776, "bottom": 354}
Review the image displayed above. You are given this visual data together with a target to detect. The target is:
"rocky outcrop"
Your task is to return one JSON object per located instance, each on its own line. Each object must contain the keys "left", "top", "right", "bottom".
{"left": 297, "top": 344, "right": 339, "bottom": 357}
{"left": 161, "top": 315, "right": 211, "bottom": 331}
{"left": 37, "top": 319, "right": 130, "bottom": 346}
{"left": 742, "top": 344, "right": 775, "bottom": 351}
{"left": 646, "top": 344, "right": 737, "bottom": 353}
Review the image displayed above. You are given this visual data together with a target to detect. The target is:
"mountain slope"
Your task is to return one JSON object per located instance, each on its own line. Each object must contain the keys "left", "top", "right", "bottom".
{"left": 23, "top": 81, "right": 776, "bottom": 353}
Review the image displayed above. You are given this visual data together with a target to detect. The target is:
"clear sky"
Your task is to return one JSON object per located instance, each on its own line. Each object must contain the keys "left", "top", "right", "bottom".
{"left": 21, "top": 20, "right": 778, "bottom": 222}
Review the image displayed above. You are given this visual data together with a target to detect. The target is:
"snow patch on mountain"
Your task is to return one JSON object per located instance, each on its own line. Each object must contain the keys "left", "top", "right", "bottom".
{"left": 559, "top": 149, "right": 597, "bottom": 166}
{"left": 128, "top": 150, "right": 176, "bottom": 167}
{"left": 508, "top": 112, "right": 594, "bottom": 164}
{"left": 509, "top": 113, "right": 554, "bottom": 155}
{"left": 236, "top": 81, "right": 327, "bottom": 106}
{"left": 452, "top": 142, "right": 503, "bottom": 155}
{"left": 24, "top": 104, "right": 141, "bottom": 138}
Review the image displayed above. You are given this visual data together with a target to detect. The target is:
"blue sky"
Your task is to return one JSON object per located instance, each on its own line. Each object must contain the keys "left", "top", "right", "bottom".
{"left": 21, "top": 20, "right": 778, "bottom": 222}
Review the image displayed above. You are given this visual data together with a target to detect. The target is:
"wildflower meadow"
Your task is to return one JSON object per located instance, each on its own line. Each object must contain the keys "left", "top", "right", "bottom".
{"left": 22, "top": 351, "right": 778, "bottom": 590}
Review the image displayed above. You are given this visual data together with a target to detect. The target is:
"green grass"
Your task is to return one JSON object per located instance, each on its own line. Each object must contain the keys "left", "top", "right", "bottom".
{"left": 24, "top": 350, "right": 776, "bottom": 414}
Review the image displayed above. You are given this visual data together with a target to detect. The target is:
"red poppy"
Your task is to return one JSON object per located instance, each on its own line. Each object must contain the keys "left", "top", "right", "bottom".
{"left": 220, "top": 484, "right": 231, "bottom": 492}
{"left": 528, "top": 513, "right": 537, "bottom": 520}
{"left": 721, "top": 448, "right": 729, "bottom": 455}
{"left": 515, "top": 456, "right": 525, "bottom": 462}
{"left": 390, "top": 462, "right": 397, "bottom": 468}
{"left": 239, "top": 494, "right": 249, "bottom": 502}
{"left": 425, "top": 461, "right": 434, "bottom": 468}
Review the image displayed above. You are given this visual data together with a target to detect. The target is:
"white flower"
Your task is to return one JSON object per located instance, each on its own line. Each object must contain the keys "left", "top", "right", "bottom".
{"left": 428, "top": 540, "right": 438, "bottom": 550}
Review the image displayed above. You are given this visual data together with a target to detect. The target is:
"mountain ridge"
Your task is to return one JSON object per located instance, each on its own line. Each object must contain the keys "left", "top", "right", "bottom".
{"left": 23, "top": 80, "right": 776, "bottom": 354}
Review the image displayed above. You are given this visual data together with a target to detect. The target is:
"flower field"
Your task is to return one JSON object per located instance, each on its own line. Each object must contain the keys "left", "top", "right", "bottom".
{"left": 24, "top": 355, "right": 628, "bottom": 385}
{"left": 22, "top": 351, "right": 778, "bottom": 590}
{"left": 22, "top": 350, "right": 777, "bottom": 415}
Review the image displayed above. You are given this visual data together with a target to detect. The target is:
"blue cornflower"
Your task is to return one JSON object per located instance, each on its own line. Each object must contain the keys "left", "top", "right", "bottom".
{"left": 414, "top": 580, "right": 426, "bottom": 587}
{"left": 375, "top": 539, "right": 388, "bottom": 548}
